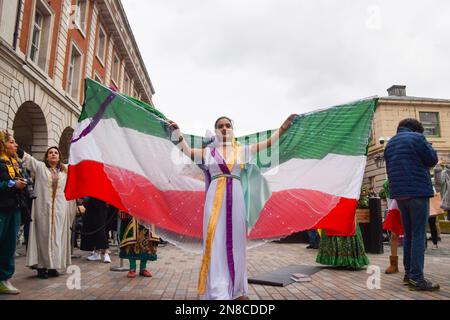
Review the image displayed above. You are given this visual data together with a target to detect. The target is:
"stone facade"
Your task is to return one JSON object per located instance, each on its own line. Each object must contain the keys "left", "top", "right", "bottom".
{"left": 0, "top": 0, "right": 154, "bottom": 161}
{"left": 364, "top": 87, "right": 450, "bottom": 193}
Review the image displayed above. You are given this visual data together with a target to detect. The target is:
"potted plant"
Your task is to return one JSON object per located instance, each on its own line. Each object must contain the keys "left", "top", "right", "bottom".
{"left": 378, "top": 187, "right": 387, "bottom": 201}
{"left": 356, "top": 187, "right": 370, "bottom": 223}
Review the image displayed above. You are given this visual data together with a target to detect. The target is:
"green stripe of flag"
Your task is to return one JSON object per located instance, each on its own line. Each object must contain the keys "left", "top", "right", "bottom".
{"left": 239, "top": 98, "right": 376, "bottom": 161}
{"left": 79, "top": 78, "right": 375, "bottom": 161}
{"left": 79, "top": 79, "right": 169, "bottom": 139}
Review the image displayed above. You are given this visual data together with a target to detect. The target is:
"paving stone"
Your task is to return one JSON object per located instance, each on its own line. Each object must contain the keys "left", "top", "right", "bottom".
{"left": 3, "top": 235, "right": 449, "bottom": 300}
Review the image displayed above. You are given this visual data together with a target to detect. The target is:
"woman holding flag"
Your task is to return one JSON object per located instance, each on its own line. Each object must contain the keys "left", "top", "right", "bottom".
{"left": 168, "top": 114, "right": 296, "bottom": 300}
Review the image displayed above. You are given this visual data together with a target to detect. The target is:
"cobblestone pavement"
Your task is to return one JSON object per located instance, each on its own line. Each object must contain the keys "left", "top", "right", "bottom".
{"left": 1, "top": 235, "right": 449, "bottom": 300}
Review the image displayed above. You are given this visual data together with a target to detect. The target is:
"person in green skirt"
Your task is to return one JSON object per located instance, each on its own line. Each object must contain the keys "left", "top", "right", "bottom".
{"left": 118, "top": 211, "right": 160, "bottom": 278}
{"left": 316, "top": 221, "right": 369, "bottom": 270}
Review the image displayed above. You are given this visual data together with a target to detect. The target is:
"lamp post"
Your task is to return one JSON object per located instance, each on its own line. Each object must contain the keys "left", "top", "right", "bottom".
{"left": 374, "top": 153, "right": 385, "bottom": 169}
{"left": 375, "top": 136, "right": 391, "bottom": 169}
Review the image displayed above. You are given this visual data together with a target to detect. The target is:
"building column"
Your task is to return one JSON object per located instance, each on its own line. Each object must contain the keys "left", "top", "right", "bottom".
{"left": 104, "top": 38, "right": 113, "bottom": 85}
{"left": 85, "top": 2, "right": 99, "bottom": 80}
{"left": 53, "top": 0, "right": 72, "bottom": 92}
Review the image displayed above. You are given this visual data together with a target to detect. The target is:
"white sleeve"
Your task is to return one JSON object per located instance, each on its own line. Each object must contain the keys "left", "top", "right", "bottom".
{"left": 22, "top": 152, "right": 43, "bottom": 174}
{"left": 244, "top": 144, "right": 254, "bottom": 164}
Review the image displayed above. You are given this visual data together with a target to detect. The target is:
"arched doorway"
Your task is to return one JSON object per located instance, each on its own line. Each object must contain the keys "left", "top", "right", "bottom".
{"left": 59, "top": 127, "right": 74, "bottom": 164}
{"left": 13, "top": 101, "right": 48, "bottom": 160}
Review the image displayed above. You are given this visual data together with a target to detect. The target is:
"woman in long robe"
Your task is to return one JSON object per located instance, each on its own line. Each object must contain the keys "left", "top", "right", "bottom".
{"left": 20, "top": 147, "right": 76, "bottom": 279}
{"left": 168, "top": 115, "right": 296, "bottom": 300}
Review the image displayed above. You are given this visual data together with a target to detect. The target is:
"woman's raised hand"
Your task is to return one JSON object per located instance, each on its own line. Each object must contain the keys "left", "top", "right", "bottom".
{"left": 280, "top": 114, "right": 297, "bottom": 133}
{"left": 167, "top": 120, "right": 179, "bottom": 130}
{"left": 167, "top": 120, "right": 182, "bottom": 140}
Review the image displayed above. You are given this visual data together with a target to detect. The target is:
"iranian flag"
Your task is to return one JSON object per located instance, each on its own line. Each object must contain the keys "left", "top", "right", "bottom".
{"left": 65, "top": 79, "right": 376, "bottom": 239}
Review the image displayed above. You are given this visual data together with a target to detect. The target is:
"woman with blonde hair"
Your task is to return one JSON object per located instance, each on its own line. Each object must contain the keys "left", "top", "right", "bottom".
{"left": 0, "top": 131, "right": 26, "bottom": 294}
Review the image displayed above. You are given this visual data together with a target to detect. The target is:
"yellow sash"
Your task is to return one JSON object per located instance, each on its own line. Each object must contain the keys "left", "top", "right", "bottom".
{"left": 198, "top": 142, "right": 239, "bottom": 295}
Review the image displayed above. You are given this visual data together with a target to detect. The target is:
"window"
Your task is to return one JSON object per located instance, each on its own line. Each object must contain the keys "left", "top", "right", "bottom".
{"left": 419, "top": 112, "right": 441, "bottom": 137}
{"left": 94, "top": 73, "right": 103, "bottom": 84}
{"left": 75, "top": 0, "right": 88, "bottom": 32}
{"left": 111, "top": 52, "right": 120, "bottom": 85}
{"left": 96, "top": 24, "right": 107, "bottom": 64}
{"left": 28, "top": 0, "right": 54, "bottom": 72}
{"left": 30, "top": 9, "right": 43, "bottom": 63}
{"left": 123, "top": 73, "right": 130, "bottom": 95}
{"left": 67, "top": 44, "right": 83, "bottom": 100}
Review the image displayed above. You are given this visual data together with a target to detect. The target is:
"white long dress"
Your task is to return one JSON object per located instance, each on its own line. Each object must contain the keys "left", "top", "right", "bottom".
{"left": 201, "top": 145, "right": 249, "bottom": 300}
{"left": 23, "top": 153, "right": 76, "bottom": 270}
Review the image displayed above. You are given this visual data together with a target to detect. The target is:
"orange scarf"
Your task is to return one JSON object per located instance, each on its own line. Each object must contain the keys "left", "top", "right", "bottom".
{"left": 1, "top": 153, "right": 21, "bottom": 179}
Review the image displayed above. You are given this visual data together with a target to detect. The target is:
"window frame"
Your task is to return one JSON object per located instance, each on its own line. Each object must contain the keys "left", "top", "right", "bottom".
{"left": 74, "top": 0, "right": 88, "bottom": 36}
{"left": 111, "top": 50, "right": 120, "bottom": 87}
{"left": 27, "top": 0, "right": 55, "bottom": 74}
{"left": 93, "top": 72, "right": 103, "bottom": 84}
{"left": 96, "top": 22, "right": 107, "bottom": 66}
{"left": 123, "top": 72, "right": 130, "bottom": 96}
{"left": 66, "top": 42, "right": 84, "bottom": 102}
{"left": 30, "top": 8, "right": 43, "bottom": 64}
{"left": 419, "top": 111, "right": 441, "bottom": 138}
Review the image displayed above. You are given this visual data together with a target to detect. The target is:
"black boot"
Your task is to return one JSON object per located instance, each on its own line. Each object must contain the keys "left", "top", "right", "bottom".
{"left": 37, "top": 269, "right": 48, "bottom": 279}
{"left": 48, "top": 269, "right": 60, "bottom": 278}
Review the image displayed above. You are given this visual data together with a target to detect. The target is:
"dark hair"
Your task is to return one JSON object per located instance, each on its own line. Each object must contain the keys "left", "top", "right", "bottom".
{"left": 398, "top": 118, "right": 424, "bottom": 134}
{"left": 44, "top": 146, "right": 67, "bottom": 173}
{"left": 214, "top": 117, "right": 234, "bottom": 129}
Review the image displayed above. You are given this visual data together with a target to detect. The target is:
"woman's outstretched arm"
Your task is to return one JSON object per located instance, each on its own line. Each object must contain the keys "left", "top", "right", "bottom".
{"left": 17, "top": 148, "right": 42, "bottom": 174}
{"left": 167, "top": 120, "right": 204, "bottom": 162}
{"left": 250, "top": 114, "right": 297, "bottom": 154}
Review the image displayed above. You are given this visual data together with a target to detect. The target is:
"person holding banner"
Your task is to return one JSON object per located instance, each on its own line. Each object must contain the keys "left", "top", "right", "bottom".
{"left": 19, "top": 146, "right": 75, "bottom": 280}
{"left": 168, "top": 115, "right": 296, "bottom": 300}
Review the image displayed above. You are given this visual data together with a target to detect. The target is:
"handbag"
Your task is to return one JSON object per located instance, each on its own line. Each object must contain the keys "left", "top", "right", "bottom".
{"left": 430, "top": 194, "right": 443, "bottom": 217}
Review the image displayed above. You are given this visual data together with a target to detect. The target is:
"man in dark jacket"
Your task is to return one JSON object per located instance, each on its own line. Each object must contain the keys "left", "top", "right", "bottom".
{"left": 384, "top": 119, "right": 440, "bottom": 291}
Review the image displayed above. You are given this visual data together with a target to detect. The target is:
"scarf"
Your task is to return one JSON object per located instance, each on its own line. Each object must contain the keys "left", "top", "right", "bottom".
{"left": 1, "top": 153, "right": 21, "bottom": 179}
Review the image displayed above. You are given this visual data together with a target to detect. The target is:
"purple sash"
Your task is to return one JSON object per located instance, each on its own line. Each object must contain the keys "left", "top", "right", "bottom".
{"left": 210, "top": 148, "right": 236, "bottom": 292}
{"left": 71, "top": 92, "right": 117, "bottom": 143}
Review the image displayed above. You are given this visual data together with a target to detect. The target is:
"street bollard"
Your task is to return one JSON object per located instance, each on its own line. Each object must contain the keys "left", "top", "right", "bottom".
{"left": 368, "top": 197, "right": 384, "bottom": 254}
{"left": 110, "top": 217, "right": 128, "bottom": 272}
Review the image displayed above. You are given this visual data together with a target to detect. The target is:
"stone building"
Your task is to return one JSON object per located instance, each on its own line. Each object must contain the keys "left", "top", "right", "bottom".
{"left": 364, "top": 85, "right": 450, "bottom": 193}
{"left": 0, "top": 0, "right": 154, "bottom": 161}
{"left": 364, "top": 86, "right": 450, "bottom": 233}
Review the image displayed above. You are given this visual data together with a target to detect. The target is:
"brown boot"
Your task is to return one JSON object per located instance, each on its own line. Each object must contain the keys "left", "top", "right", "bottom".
{"left": 385, "top": 256, "right": 399, "bottom": 274}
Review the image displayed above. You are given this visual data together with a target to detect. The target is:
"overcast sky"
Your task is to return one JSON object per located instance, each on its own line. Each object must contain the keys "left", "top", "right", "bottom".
{"left": 122, "top": 0, "right": 450, "bottom": 136}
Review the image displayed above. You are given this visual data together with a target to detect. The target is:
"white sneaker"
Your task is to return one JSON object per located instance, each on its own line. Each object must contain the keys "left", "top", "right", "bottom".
{"left": 0, "top": 280, "right": 21, "bottom": 295}
{"left": 87, "top": 251, "right": 101, "bottom": 261}
{"left": 432, "top": 245, "right": 439, "bottom": 250}
{"left": 103, "top": 253, "right": 111, "bottom": 264}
